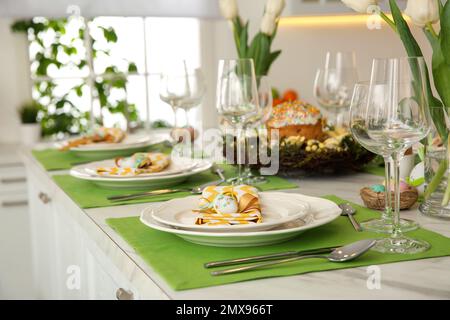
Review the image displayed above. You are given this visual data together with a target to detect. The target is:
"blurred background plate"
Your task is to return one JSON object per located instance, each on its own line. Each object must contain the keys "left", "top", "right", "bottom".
{"left": 70, "top": 158, "right": 213, "bottom": 189}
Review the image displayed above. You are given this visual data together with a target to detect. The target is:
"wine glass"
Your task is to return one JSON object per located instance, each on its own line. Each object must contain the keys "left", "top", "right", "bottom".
{"left": 179, "top": 68, "right": 206, "bottom": 128}
{"left": 314, "top": 51, "right": 358, "bottom": 128}
{"left": 216, "top": 59, "right": 260, "bottom": 184}
{"left": 159, "top": 60, "right": 196, "bottom": 128}
{"left": 350, "top": 82, "right": 418, "bottom": 233}
{"left": 243, "top": 75, "right": 273, "bottom": 184}
{"left": 365, "top": 57, "right": 432, "bottom": 254}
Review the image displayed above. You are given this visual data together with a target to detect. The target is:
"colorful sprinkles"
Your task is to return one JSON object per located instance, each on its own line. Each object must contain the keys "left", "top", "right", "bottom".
{"left": 267, "top": 100, "right": 322, "bottom": 128}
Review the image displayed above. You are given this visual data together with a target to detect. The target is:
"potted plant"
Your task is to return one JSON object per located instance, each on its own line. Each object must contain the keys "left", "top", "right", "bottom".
{"left": 18, "top": 101, "right": 42, "bottom": 146}
{"left": 219, "top": 0, "right": 285, "bottom": 76}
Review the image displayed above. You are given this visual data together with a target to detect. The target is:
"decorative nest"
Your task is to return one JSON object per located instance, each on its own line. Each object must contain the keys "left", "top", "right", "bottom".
{"left": 360, "top": 187, "right": 418, "bottom": 210}
{"left": 223, "top": 129, "right": 375, "bottom": 176}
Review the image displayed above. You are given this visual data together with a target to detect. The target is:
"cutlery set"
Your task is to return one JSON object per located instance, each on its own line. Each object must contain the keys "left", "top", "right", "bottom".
{"left": 206, "top": 239, "right": 376, "bottom": 276}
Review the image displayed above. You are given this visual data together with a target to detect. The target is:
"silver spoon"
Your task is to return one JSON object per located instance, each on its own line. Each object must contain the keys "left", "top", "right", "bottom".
{"left": 211, "top": 239, "right": 376, "bottom": 276}
{"left": 339, "top": 203, "right": 362, "bottom": 232}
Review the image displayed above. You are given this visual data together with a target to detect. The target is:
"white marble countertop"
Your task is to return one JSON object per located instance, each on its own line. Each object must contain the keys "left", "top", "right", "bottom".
{"left": 23, "top": 150, "right": 450, "bottom": 299}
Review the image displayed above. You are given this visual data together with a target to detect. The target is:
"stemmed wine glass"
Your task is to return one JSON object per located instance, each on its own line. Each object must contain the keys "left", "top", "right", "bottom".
{"left": 314, "top": 51, "right": 358, "bottom": 128}
{"left": 242, "top": 75, "right": 273, "bottom": 184}
{"left": 363, "top": 57, "right": 432, "bottom": 254}
{"left": 216, "top": 59, "right": 260, "bottom": 185}
{"left": 350, "top": 82, "right": 418, "bottom": 233}
{"left": 179, "top": 68, "right": 206, "bottom": 127}
{"left": 159, "top": 61, "right": 206, "bottom": 128}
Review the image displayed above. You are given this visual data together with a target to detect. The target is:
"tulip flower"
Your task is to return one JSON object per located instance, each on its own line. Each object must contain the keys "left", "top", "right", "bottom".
{"left": 260, "top": 13, "right": 277, "bottom": 36}
{"left": 265, "top": 0, "right": 286, "bottom": 17}
{"left": 219, "top": 0, "right": 238, "bottom": 20}
{"left": 341, "top": 0, "right": 379, "bottom": 14}
{"left": 405, "top": 0, "right": 440, "bottom": 27}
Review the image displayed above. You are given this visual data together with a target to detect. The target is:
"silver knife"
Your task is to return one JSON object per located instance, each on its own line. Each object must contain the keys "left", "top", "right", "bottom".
{"left": 107, "top": 179, "right": 224, "bottom": 201}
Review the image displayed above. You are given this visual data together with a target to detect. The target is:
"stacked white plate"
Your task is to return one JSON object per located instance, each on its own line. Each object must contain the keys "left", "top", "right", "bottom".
{"left": 140, "top": 192, "right": 341, "bottom": 247}
{"left": 57, "top": 133, "right": 168, "bottom": 159}
{"left": 70, "top": 157, "right": 213, "bottom": 189}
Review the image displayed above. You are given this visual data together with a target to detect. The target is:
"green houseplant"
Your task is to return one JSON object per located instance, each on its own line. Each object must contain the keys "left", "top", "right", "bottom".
{"left": 18, "top": 101, "right": 42, "bottom": 145}
{"left": 11, "top": 18, "right": 140, "bottom": 138}
{"left": 342, "top": 0, "right": 450, "bottom": 217}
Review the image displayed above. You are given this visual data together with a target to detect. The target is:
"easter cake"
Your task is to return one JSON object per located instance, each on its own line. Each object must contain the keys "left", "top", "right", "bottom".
{"left": 266, "top": 100, "right": 324, "bottom": 140}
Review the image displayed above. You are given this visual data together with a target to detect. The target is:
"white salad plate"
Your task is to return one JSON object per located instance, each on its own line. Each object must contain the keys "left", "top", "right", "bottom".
{"left": 151, "top": 193, "right": 310, "bottom": 233}
{"left": 83, "top": 157, "right": 199, "bottom": 178}
{"left": 140, "top": 192, "right": 341, "bottom": 247}
{"left": 57, "top": 133, "right": 168, "bottom": 159}
{"left": 70, "top": 158, "right": 213, "bottom": 189}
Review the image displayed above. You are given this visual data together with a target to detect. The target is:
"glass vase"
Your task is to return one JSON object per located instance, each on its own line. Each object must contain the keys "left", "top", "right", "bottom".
{"left": 419, "top": 131, "right": 450, "bottom": 219}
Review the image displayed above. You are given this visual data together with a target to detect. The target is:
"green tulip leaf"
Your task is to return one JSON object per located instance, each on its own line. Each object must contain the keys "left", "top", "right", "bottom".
{"left": 247, "top": 33, "right": 270, "bottom": 76}
{"left": 238, "top": 21, "right": 249, "bottom": 58}
{"left": 441, "top": 0, "right": 450, "bottom": 65}
{"left": 268, "top": 50, "right": 281, "bottom": 66}
{"left": 390, "top": 0, "right": 446, "bottom": 140}
{"left": 389, "top": 0, "right": 422, "bottom": 57}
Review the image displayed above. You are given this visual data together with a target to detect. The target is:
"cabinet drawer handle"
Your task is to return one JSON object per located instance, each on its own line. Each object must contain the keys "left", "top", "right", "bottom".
{"left": 1, "top": 200, "right": 28, "bottom": 207}
{"left": 116, "top": 288, "right": 134, "bottom": 300}
{"left": 38, "top": 192, "right": 51, "bottom": 204}
{"left": 1, "top": 177, "right": 26, "bottom": 184}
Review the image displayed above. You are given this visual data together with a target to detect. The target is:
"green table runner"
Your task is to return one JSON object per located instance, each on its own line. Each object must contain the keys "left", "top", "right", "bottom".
{"left": 106, "top": 195, "right": 450, "bottom": 291}
{"left": 32, "top": 142, "right": 171, "bottom": 171}
{"left": 53, "top": 166, "right": 298, "bottom": 208}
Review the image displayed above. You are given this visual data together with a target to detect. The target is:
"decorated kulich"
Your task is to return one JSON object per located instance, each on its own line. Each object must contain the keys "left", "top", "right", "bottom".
{"left": 266, "top": 100, "right": 323, "bottom": 140}
{"left": 194, "top": 185, "right": 262, "bottom": 226}
{"left": 60, "top": 127, "right": 126, "bottom": 151}
{"left": 96, "top": 152, "right": 170, "bottom": 176}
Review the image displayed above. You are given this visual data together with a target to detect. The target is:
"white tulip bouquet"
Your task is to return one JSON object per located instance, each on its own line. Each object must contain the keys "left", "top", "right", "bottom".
{"left": 342, "top": 0, "right": 450, "bottom": 205}
{"left": 219, "top": 0, "right": 285, "bottom": 76}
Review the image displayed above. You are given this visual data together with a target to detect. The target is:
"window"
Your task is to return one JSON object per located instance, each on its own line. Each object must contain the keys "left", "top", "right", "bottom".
{"left": 21, "top": 16, "right": 201, "bottom": 136}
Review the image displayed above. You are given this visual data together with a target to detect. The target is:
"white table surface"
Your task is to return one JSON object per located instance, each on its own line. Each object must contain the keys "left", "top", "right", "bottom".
{"left": 24, "top": 150, "right": 450, "bottom": 299}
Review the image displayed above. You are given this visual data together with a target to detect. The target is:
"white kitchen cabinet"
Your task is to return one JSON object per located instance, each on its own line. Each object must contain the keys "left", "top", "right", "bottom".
{"left": 26, "top": 158, "right": 140, "bottom": 299}
{"left": 26, "top": 166, "right": 59, "bottom": 299}
{"left": 0, "top": 146, "right": 33, "bottom": 299}
{"left": 0, "top": 193, "right": 32, "bottom": 299}
{"left": 84, "top": 238, "right": 140, "bottom": 300}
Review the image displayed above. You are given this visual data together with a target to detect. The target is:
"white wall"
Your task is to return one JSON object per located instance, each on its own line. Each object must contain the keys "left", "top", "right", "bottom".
{"left": 203, "top": 0, "right": 433, "bottom": 128}
{"left": 0, "top": 18, "right": 31, "bottom": 144}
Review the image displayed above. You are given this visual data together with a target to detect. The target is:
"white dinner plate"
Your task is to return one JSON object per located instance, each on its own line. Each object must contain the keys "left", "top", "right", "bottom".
{"left": 151, "top": 193, "right": 310, "bottom": 233}
{"left": 70, "top": 158, "right": 213, "bottom": 189}
{"left": 140, "top": 192, "right": 341, "bottom": 247}
{"left": 56, "top": 133, "right": 168, "bottom": 159}
{"left": 83, "top": 157, "right": 198, "bottom": 178}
